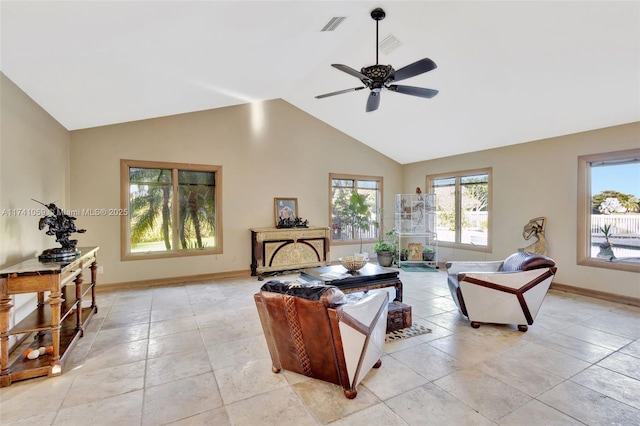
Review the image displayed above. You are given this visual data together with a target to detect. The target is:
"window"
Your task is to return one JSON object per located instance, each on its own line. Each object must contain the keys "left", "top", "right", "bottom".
{"left": 427, "top": 168, "right": 491, "bottom": 250}
{"left": 329, "top": 174, "right": 382, "bottom": 246}
{"left": 121, "top": 159, "right": 222, "bottom": 260}
{"left": 578, "top": 149, "right": 640, "bottom": 272}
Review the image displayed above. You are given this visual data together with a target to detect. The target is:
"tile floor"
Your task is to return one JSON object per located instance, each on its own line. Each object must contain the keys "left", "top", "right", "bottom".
{"left": 1, "top": 269, "right": 639, "bottom": 425}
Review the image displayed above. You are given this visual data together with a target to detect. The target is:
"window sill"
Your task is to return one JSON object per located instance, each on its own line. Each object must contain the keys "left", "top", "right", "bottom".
{"left": 578, "top": 257, "right": 640, "bottom": 273}
{"left": 122, "top": 249, "right": 221, "bottom": 261}
{"left": 437, "top": 241, "right": 491, "bottom": 253}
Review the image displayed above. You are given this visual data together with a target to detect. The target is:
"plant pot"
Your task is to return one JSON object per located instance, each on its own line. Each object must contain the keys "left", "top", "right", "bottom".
{"left": 376, "top": 251, "right": 394, "bottom": 267}
{"left": 422, "top": 252, "right": 435, "bottom": 261}
{"left": 597, "top": 242, "right": 615, "bottom": 260}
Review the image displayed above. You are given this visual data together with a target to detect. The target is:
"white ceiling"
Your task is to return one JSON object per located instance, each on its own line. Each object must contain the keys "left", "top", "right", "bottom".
{"left": 1, "top": 1, "right": 639, "bottom": 164}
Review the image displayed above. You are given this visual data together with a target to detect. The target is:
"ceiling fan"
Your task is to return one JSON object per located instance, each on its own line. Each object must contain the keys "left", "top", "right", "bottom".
{"left": 315, "top": 7, "right": 438, "bottom": 112}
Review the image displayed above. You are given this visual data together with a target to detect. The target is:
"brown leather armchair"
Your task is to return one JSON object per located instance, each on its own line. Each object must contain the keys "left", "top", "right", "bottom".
{"left": 254, "top": 281, "right": 388, "bottom": 399}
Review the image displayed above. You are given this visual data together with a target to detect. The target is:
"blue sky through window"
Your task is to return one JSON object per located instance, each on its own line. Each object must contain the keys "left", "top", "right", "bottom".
{"left": 591, "top": 163, "right": 640, "bottom": 198}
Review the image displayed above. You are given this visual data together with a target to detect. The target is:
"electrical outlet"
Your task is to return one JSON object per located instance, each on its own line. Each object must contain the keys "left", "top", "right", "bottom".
{"left": 97, "top": 266, "right": 104, "bottom": 274}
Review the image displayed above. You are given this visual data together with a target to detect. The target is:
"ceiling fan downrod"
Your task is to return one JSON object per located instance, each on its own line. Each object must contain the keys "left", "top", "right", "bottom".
{"left": 371, "top": 8, "right": 386, "bottom": 65}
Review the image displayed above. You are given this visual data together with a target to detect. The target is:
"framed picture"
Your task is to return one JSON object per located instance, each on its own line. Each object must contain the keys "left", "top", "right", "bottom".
{"left": 408, "top": 243, "right": 423, "bottom": 261}
{"left": 274, "top": 198, "right": 298, "bottom": 226}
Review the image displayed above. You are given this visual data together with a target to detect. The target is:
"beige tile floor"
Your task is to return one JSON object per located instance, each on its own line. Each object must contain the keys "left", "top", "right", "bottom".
{"left": 1, "top": 269, "right": 639, "bottom": 425}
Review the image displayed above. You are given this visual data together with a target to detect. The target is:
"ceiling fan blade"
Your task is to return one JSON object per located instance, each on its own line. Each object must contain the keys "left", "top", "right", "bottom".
{"left": 388, "top": 85, "right": 439, "bottom": 98}
{"left": 366, "top": 91, "right": 381, "bottom": 112}
{"left": 332, "top": 64, "right": 373, "bottom": 84}
{"left": 315, "top": 87, "right": 366, "bottom": 99}
{"left": 391, "top": 58, "right": 437, "bottom": 82}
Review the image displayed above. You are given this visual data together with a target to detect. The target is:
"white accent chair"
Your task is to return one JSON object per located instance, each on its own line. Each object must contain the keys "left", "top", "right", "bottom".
{"left": 254, "top": 281, "right": 388, "bottom": 398}
{"left": 446, "top": 252, "right": 557, "bottom": 331}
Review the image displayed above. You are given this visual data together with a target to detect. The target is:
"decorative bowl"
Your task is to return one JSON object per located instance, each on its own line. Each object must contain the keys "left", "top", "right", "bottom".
{"left": 339, "top": 255, "right": 368, "bottom": 272}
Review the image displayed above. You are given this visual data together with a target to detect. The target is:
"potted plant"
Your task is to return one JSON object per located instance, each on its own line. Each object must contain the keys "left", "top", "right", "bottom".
{"left": 346, "top": 191, "right": 372, "bottom": 256}
{"left": 399, "top": 248, "right": 409, "bottom": 262}
{"left": 422, "top": 246, "right": 436, "bottom": 261}
{"left": 373, "top": 229, "right": 395, "bottom": 267}
{"left": 597, "top": 224, "right": 616, "bottom": 260}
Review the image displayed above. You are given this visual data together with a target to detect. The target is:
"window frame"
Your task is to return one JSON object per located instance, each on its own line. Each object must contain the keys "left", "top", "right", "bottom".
{"left": 328, "top": 173, "right": 383, "bottom": 246}
{"left": 427, "top": 167, "right": 492, "bottom": 252}
{"left": 120, "top": 159, "right": 223, "bottom": 260}
{"left": 577, "top": 149, "right": 640, "bottom": 272}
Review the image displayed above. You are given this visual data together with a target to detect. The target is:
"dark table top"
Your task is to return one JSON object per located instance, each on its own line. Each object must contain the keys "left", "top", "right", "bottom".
{"left": 0, "top": 246, "right": 99, "bottom": 277}
{"left": 299, "top": 263, "right": 399, "bottom": 285}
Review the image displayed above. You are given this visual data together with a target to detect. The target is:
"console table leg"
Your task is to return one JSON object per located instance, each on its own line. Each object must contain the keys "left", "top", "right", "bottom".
{"left": 90, "top": 261, "right": 98, "bottom": 313}
{"left": 0, "top": 293, "right": 13, "bottom": 386}
{"left": 47, "top": 286, "right": 62, "bottom": 377}
{"left": 75, "top": 272, "right": 84, "bottom": 336}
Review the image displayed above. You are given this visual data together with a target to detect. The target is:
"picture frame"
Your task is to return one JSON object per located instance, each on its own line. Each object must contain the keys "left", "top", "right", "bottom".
{"left": 408, "top": 243, "right": 423, "bottom": 261}
{"left": 274, "top": 198, "right": 298, "bottom": 226}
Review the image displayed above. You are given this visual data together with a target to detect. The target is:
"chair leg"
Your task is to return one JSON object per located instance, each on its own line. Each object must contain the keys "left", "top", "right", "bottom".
{"left": 373, "top": 359, "right": 382, "bottom": 368}
{"left": 470, "top": 321, "right": 481, "bottom": 328}
{"left": 344, "top": 389, "right": 357, "bottom": 399}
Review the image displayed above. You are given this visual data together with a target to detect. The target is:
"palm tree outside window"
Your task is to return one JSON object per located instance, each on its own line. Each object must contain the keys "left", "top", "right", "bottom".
{"left": 121, "top": 159, "right": 222, "bottom": 259}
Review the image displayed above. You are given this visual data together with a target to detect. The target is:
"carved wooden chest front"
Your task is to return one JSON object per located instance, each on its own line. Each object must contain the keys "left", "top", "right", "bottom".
{"left": 251, "top": 227, "right": 330, "bottom": 277}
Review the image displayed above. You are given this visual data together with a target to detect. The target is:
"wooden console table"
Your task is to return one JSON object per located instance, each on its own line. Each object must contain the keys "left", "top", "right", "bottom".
{"left": 0, "top": 246, "right": 99, "bottom": 386}
{"left": 251, "top": 227, "right": 330, "bottom": 278}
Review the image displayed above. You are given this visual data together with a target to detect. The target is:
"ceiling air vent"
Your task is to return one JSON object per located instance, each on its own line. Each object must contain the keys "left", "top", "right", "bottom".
{"left": 379, "top": 34, "right": 401, "bottom": 55}
{"left": 321, "top": 16, "right": 346, "bottom": 32}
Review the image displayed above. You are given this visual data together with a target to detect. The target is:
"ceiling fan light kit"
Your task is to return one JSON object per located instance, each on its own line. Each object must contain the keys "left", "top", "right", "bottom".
{"left": 315, "top": 8, "right": 438, "bottom": 112}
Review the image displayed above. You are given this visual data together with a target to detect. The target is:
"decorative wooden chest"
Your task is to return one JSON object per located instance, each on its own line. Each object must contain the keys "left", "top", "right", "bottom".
{"left": 250, "top": 227, "right": 330, "bottom": 278}
{"left": 387, "top": 301, "right": 412, "bottom": 332}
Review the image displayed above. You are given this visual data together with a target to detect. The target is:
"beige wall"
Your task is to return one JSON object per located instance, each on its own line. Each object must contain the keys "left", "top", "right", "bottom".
{"left": 0, "top": 72, "right": 71, "bottom": 325}
{"left": 2, "top": 70, "right": 637, "bottom": 300}
{"left": 69, "top": 99, "right": 403, "bottom": 285}
{"left": 403, "top": 122, "right": 640, "bottom": 299}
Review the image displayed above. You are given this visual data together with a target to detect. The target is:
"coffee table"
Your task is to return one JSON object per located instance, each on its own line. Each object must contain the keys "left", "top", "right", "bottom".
{"left": 298, "top": 263, "right": 403, "bottom": 302}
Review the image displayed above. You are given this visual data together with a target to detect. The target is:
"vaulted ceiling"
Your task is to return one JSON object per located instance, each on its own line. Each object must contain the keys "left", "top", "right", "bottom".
{"left": 1, "top": 1, "right": 638, "bottom": 164}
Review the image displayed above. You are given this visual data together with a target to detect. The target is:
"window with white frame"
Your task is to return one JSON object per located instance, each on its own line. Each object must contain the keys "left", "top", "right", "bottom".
{"left": 578, "top": 149, "right": 640, "bottom": 272}
{"left": 121, "top": 159, "right": 222, "bottom": 260}
{"left": 427, "top": 168, "right": 491, "bottom": 250}
{"left": 329, "top": 174, "right": 382, "bottom": 246}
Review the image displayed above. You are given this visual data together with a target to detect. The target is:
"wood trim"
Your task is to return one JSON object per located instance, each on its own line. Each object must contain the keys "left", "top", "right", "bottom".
{"left": 120, "top": 160, "right": 129, "bottom": 262}
{"left": 576, "top": 149, "right": 640, "bottom": 273}
{"left": 551, "top": 282, "right": 640, "bottom": 307}
{"left": 426, "top": 167, "right": 492, "bottom": 252}
{"left": 577, "top": 257, "right": 640, "bottom": 273}
{"left": 120, "top": 159, "right": 223, "bottom": 261}
{"left": 95, "top": 269, "right": 250, "bottom": 292}
{"left": 328, "top": 172, "right": 384, "bottom": 245}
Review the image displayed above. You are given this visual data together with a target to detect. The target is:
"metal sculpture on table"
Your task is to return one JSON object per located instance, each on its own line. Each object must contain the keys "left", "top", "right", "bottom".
{"left": 33, "top": 199, "right": 86, "bottom": 260}
{"left": 518, "top": 216, "right": 547, "bottom": 256}
{"left": 277, "top": 216, "right": 309, "bottom": 229}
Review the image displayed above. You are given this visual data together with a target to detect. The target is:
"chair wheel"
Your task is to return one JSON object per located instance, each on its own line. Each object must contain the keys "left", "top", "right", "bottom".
{"left": 518, "top": 325, "right": 528, "bottom": 332}
{"left": 272, "top": 366, "right": 281, "bottom": 373}
{"left": 373, "top": 359, "right": 382, "bottom": 368}
{"left": 470, "top": 321, "right": 481, "bottom": 329}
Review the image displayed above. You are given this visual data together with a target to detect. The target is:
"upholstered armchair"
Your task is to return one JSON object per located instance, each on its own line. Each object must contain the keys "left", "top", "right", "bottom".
{"left": 254, "top": 281, "right": 388, "bottom": 399}
{"left": 446, "top": 252, "right": 557, "bottom": 331}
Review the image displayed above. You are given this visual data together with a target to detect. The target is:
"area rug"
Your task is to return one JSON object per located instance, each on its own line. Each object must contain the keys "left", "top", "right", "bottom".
{"left": 386, "top": 324, "right": 432, "bottom": 342}
{"left": 399, "top": 263, "right": 438, "bottom": 272}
